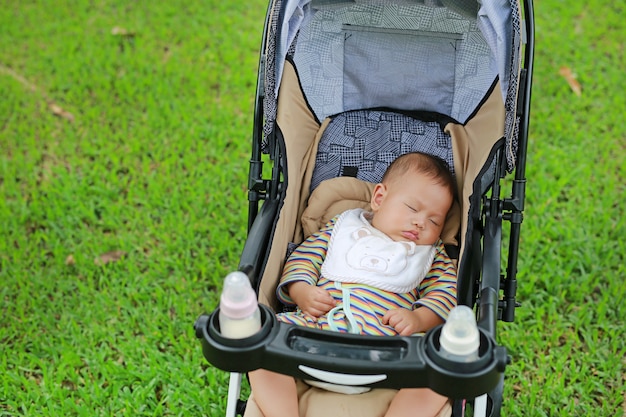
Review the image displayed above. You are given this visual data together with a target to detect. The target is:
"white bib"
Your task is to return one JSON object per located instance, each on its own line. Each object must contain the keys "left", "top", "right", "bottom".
{"left": 321, "top": 209, "right": 436, "bottom": 293}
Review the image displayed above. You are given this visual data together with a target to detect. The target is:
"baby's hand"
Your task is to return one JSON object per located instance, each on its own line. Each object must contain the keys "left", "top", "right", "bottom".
{"left": 383, "top": 307, "right": 444, "bottom": 336}
{"left": 288, "top": 282, "right": 336, "bottom": 318}
{"left": 382, "top": 309, "right": 422, "bottom": 336}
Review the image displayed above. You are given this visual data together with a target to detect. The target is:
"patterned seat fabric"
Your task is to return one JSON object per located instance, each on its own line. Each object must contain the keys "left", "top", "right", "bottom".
{"left": 311, "top": 109, "right": 454, "bottom": 192}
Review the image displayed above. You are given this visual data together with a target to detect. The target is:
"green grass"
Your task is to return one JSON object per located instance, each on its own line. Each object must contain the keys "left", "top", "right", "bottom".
{"left": 1, "top": 1, "right": 265, "bottom": 415}
{"left": 499, "top": 1, "right": 626, "bottom": 415}
{"left": 1, "top": 0, "right": 625, "bottom": 416}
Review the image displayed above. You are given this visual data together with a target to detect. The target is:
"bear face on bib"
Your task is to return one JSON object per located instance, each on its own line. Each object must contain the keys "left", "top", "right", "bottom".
{"left": 346, "top": 228, "right": 415, "bottom": 276}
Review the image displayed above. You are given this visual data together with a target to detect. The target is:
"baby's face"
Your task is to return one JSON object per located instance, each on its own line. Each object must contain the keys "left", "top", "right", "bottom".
{"left": 370, "top": 171, "right": 452, "bottom": 245}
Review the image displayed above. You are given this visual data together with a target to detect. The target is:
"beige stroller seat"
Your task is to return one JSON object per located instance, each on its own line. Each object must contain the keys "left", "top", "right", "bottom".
{"left": 245, "top": 380, "right": 451, "bottom": 417}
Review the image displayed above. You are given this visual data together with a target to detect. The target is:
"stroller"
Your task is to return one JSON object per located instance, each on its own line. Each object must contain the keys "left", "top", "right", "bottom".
{"left": 195, "top": 0, "right": 534, "bottom": 415}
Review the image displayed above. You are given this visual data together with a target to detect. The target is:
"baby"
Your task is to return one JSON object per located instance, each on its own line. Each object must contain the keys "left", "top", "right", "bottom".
{"left": 250, "top": 152, "right": 457, "bottom": 417}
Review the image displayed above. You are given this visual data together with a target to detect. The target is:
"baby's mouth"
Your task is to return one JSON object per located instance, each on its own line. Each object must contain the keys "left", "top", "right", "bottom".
{"left": 401, "top": 231, "right": 419, "bottom": 242}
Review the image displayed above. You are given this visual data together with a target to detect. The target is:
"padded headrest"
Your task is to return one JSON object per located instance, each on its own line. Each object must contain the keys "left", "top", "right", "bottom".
{"left": 302, "top": 177, "right": 372, "bottom": 238}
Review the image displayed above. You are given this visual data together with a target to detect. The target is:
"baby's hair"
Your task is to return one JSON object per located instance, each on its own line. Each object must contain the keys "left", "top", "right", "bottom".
{"left": 381, "top": 152, "right": 456, "bottom": 198}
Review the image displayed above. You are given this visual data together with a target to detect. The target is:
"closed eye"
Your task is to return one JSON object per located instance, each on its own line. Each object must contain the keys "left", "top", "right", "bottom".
{"left": 430, "top": 219, "right": 440, "bottom": 226}
{"left": 405, "top": 204, "right": 417, "bottom": 213}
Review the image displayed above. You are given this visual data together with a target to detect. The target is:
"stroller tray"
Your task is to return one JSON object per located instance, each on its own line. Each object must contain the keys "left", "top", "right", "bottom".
{"left": 195, "top": 304, "right": 508, "bottom": 399}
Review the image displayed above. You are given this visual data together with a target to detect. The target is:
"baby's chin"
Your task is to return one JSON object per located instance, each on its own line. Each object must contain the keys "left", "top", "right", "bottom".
{"left": 401, "top": 236, "right": 438, "bottom": 246}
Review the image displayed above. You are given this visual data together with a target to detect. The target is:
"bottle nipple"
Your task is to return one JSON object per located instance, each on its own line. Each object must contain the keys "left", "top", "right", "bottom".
{"left": 220, "top": 272, "right": 258, "bottom": 319}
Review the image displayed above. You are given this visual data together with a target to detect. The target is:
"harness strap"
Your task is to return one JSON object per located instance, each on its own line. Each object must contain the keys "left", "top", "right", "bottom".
{"left": 327, "top": 282, "right": 360, "bottom": 334}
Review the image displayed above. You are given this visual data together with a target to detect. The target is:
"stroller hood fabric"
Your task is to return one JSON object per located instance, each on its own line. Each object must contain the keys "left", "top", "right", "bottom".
{"left": 266, "top": 0, "right": 522, "bottom": 171}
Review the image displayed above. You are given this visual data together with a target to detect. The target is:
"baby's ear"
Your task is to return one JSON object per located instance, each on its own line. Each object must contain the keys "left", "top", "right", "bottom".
{"left": 370, "top": 183, "right": 386, "bottom": 210}
{"left": 352, "top": 227, "right": 372, "bottom": 240}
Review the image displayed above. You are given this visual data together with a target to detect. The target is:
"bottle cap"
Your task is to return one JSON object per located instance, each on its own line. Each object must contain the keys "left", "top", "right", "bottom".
{"left": 439, "top": 305, "right": 480, "bottom": 357}
{"left": 219, "top": 272, "right": 258, "bottom": 319}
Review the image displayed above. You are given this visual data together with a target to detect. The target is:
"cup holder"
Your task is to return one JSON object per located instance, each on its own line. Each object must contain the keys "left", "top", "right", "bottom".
{"left": 425, "top": 326, "right": 493, "bottom": 373}
{"left": 196, "top": 304, "right": 275, "bottom": 348}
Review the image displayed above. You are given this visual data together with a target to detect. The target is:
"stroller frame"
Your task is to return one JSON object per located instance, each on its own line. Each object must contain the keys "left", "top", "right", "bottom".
{"left": 195, "top": 0, "right": 535, "bottom": 415}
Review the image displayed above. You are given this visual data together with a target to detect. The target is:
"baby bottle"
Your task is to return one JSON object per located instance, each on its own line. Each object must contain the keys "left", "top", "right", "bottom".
{"left": 218, "top": 271, "right": 261, "bottom": 339}
{"left": 439, "top": 305, "right": 480, "bottom": 362}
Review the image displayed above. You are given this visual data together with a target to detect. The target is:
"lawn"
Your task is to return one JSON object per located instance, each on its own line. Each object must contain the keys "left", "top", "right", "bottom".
{"left": 1, "top": 0, "right": 624, "bottom": 416}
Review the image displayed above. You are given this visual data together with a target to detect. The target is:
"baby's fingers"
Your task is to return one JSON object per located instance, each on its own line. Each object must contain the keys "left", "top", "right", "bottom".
{"left": 313, "top": 288, "right": 336, "bottom": 306}
{"left": 382, "top": 309, "right": 399, "bottom": 325}
{"left": 304, "top": 303, "right": 331, "bottom": 318}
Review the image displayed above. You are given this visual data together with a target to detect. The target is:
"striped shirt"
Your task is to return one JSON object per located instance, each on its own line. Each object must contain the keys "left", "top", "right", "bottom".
{"left": 276, "top": 216, "right": 457, "bottom": 336}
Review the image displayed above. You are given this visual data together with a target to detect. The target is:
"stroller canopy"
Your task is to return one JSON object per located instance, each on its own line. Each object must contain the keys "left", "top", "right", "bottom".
{"left": 264, "top": 0, "right": 523, "bottom": 171}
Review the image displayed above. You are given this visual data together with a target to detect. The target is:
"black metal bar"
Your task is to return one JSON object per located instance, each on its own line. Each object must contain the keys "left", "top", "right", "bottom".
{"left": 516, "top": 0, "right": 535, "bottom": 182}
{"left": 501, "top": 0, "right": 534, "bottom": 323}
{"left": 478, "top": 148, "right": 505, "bottom": 336}
{"left": 268, "top": 130, "right": 285, "bottom": 201}
{"left": 247, "top": 0, "right": 274, "bottom": 231}
{"left": 479, "top": 206, "right": 502, "bottom": 336}
{"left": 238, "top": 199, "right": 281, "bottom": 285}
{"left": 477, "top": 287, "right": 498, "bottom": 342}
